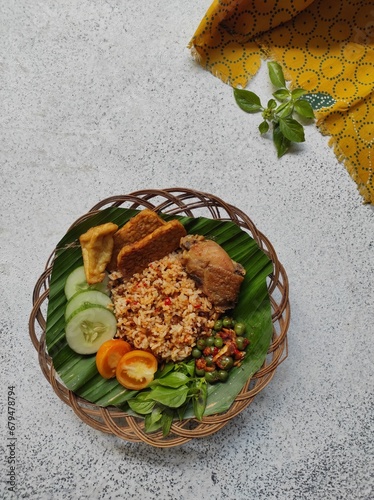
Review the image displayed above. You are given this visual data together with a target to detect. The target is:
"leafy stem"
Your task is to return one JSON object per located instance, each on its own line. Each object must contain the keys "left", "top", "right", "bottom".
{"left": 234, "top": 61, "right": 315, "bottom": 157}
{"left": 127, "top": 360, "right": 208, "bottom": 436}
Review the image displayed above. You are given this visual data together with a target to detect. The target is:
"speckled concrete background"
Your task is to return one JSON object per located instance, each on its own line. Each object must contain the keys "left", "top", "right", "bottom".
{"left": 1, "top": 1, "right": 373, "bottom": 499}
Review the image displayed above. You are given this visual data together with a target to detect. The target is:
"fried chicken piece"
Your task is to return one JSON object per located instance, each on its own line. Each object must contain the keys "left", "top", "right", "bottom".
{"left": 180, "top": 235, "right": 245, "bottom": 311}
{"left": 108, "top": 210, "right": 166, "bottom": 271}
{"left": 117, "top": 219, "right": 187, "bottom": 280}
{"left": 79, "top": 222, "right": 118, "bottom": 284}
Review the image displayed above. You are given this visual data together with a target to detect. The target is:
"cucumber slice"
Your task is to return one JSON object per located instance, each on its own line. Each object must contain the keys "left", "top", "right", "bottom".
{"left": 65, "top": 304, "right": 117, "bottom": 355}
{"left": 64, "top": 266, "right": 110, "bottom": 300}
{"left": 65, "top": 290, "right": 113, "bottom": 321}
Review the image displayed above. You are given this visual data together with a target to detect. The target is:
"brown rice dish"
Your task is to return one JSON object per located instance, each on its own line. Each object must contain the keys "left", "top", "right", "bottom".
{"left": 109, "top": 252, "right": 219, "bottom": 362}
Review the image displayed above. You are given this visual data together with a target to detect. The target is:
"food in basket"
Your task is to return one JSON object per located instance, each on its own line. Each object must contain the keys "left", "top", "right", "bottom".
{"left": 110, "top": 251, "right": 219, "bottom": 362}
{"left": 65, "top": 304, "right": 117, "bottom": 355}
{"left": 180, "top": 235, "right": 246, "bottom": 310}
{"left": 193, "top": 317, "right": 249, "bottom": 384}
{"left": 79, "top": 222, "right": 118, "bottom": 284}
{"left": 63, "top": 210, "right": 248, "bottom": 387}
{"left": 64, "top": 265, "right": 110, "bottom": 300}
{"left": 115, "top": 350, "right": 158, "bottom": 390}
{"left": 65, "top": 289, "right": 112, "bottom": 320}
{"left": 116, "top": 219, "right": 187, "bottom": 280}
{"left": 95, "top": 338, "right": 160, "bottom": 390}
{"left": 63, "top": 266, "right": 117, "bottom": 354}
{"left": 95, "top": 339, "right": 132, "bottom": 379}
{"left": 108, "top": 209, "right": 166, "bottom": 271}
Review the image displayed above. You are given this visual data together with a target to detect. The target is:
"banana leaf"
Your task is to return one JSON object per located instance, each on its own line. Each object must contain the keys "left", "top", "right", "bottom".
{"left": 45, "top": 208, "right": 273, "bottom": 417}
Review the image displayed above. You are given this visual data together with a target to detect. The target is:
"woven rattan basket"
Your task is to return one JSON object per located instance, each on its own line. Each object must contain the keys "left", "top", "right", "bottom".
{"left": 29, "top": 188, "right": 290, "bottom": 448}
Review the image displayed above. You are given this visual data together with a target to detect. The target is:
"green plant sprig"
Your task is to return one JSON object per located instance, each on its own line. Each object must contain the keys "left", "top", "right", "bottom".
{"left": 127, "top": 359, "right": 207, "bottom": 436}
{"left": 234, "top": 61, "right": 315, "bottom": 157}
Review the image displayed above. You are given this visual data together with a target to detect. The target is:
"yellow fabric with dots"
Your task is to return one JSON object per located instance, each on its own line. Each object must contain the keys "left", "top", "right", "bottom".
{"left": 189, "top": 0, "right": 374, "bottom": 203}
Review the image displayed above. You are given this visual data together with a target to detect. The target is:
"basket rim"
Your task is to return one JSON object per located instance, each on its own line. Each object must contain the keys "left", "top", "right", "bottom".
{"left": 29, "top": 188, "right": 290, "bottom": 447}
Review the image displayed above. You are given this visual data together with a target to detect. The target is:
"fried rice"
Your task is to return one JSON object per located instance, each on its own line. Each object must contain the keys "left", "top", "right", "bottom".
{"left": 109, "top": 252, "right": 219, "bottom": 362}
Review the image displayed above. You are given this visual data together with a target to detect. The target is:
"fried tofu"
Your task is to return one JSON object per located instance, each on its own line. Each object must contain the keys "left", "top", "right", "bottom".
{"left": 107, "top": 209, "right": 166, "bottom": 271}
{"left": 79, "top": 222, "right": 118, "bottom": 284}
{"left": 117, "top": 219, "right": 187, "bottom": 280}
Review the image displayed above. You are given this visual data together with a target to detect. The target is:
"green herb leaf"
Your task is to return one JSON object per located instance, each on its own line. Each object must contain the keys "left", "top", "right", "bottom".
{"left": 176, "top": 402, "right": 189, "bottom": 421}
{"left": 273, "top": 124, "right": 291, "bottom": 158}
{"left": 273, "top": 89, "right": 290, "bottom": 102}
{"left": 155, "top": 362, "right": 175, "bottom": 379}
{"left": 267, "top": 61, "right": 286, "bottom": 88}
{"left": 294, "top": 99, "right": 315, "bottom": 119}
{"left": 276, "top": 101, "right": 294, "bottom": 118}
{"left": 267, "top": 99, "right": 277, "bottom": 109}
{"left": 144, "top": 406, "right": 164, "bottom": 433}
{"left": 127, "top": 392, "right": 156, "bottom": 415}
{"left": 146, "top": 385, "right": 189, "bottom": 408}
{"left": 161, "top": 408, "right": 174, "bottom": 436}
{"left": 259, "top": 121, "right": 269, "bottom": 134}
{"left": 192, "top": 380, "right": 207, "bottom": 421}
{"left": 278, "top": 117, "right": 305, "bottom": 142}
{"left": 177, "top": 359, "right": 195, "bottom": 377}
{"left": 149, "top": 371, "right": 190, "bottom": 389}
{"left": 291, "top": 88, "right": 307, "bottom": 100}
{"left": 234, "top": 89, "right": 263, "bottom": 113}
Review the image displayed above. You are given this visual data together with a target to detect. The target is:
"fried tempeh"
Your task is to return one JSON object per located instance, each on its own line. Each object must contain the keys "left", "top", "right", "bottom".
{"left": 107, "top": 209, "right": 166, "bottom": 271}
{"left": 117, "top": 219, "right": 187, "bottom": 280}
{"left": 79, "top": 222, "right": 118, "bottom": 284}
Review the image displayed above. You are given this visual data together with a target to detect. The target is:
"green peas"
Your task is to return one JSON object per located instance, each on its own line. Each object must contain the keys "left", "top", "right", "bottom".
{"left": 205, "top": 371, "right": 218, "bottom": 384}
{"left": 235, "top": 336, "right": 247, "bottom": 350}
{"left": 213, "top": 319, "right": 223, "bottom": 331}
{"left": 213, "top": 336, "right": 223, "bottom": 348}
{"left": 234, "top": 322, "right": 246, "bottom": 336}
{"left": 205, "top": 355, "right": 214, "bottom": 367}
{"left": 218, "top": 356, "right": 234, "bottom": 370}
{"left": 194, "top": 317, "right": 246, "bottom": 385}
{"left": 205, "top": 336, "right": 215, "bottom": 347}
{"left": 218, "top": 370, "right": 229, "bottom": 382}
{"left": 196, "top": 338, "right": 206, "bottom": 350}
{"left": 222, "top": 316, "right": 232, "bottom": 328}
{"left": 192, "top": 348, "right": 202, "bottom": 359}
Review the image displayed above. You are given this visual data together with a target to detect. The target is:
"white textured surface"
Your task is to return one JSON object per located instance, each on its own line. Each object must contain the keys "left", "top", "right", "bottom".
{"left": 1, "top": 1, "right": 373, "bottom": 499}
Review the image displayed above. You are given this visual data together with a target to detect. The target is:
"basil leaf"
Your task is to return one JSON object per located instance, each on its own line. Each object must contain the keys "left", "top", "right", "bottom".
{"left": 279, "top": 117, "right": 305, "bottom": 142}
{"left": 176, "top": 402, "right": 189, "bottom": 421}
{"left": 267, "top": 61, "right": 286, "bottom": 88}
{"left": 276, "top": 101, "right": 293, "bottom": 118}
{"left": 273, "top": 89, "right": 290, "bottom": 102}
{"left": 155, "top": 362, "right": 175, "bottom": 379}
{"left": 127, "top": 397, "right": 155, "bottom": 415}
{"left": 161, "top": 409, "right": 174, "bottom": 437}
{"left": 233, "top": 61, "right": 312, "bottom": 158}
{"left": 146, "top": 385, "right": 189, "bottom": 408}
{"left": 294, "top": 99, "right": 315, "bottom": 119}
{"left": 234, "top": 89, "right": 263, "bottom": 113}
{"left": 259, "top": 121, "right": 269, "bottom": 134}
{"left": 192, "top": 380, "right": 207, "bottom": 421}
{"left": 291, "top": 88, "right": 307, "bottom": 100}
{"left": 177, "top": 359, "right": 195, "bottom": 377}
{"left": 150, "top": 371, "right": 190, "bottom": 389}
{"left": 273, "top": 124, "right": 291, "bottom": 157}
{"left": 145, "top": 407, "right": 163, "bottom": 433}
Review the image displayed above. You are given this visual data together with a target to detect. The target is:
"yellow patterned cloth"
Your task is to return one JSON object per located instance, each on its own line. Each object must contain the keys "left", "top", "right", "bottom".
{"left": 189, "top": 0, "right": 374, "bottom": 203}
